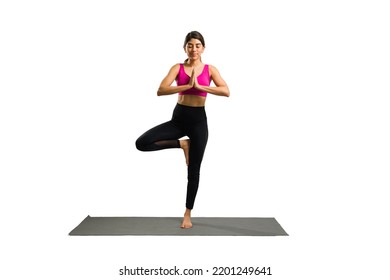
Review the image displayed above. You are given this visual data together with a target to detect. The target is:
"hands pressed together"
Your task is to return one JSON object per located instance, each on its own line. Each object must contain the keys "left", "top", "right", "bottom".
{"left": 188, "top": 68, "right": 202, "bottom": 90}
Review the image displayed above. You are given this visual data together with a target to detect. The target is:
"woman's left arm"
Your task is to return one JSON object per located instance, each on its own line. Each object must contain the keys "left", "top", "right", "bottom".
{"left": 195, "top": 65, "right": 230, "bottom": 97}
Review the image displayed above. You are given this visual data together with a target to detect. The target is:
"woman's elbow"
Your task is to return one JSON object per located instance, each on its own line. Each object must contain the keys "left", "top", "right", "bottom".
{"left": 157, "top": 86, "right": 170, "bottom": 96}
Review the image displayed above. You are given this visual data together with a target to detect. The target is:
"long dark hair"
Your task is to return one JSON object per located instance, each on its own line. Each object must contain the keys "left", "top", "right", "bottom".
{"left": 183, "top": 31, "right": 205, "bottom": 63}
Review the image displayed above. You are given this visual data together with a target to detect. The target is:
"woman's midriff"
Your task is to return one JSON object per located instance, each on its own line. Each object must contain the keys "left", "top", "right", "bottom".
{"left": 177, "top": 94, "right": 206, "bottom": 107}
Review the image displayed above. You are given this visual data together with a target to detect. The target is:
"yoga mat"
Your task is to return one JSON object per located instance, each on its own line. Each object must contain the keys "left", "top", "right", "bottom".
{"left": 69, "top": 216, "right": 288, "bottom": 236}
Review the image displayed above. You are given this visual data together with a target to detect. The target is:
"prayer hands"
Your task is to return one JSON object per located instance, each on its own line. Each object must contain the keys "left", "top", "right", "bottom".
{"left": 189, "top": 68, "right": 201, "bottom": 89}
{"left": 189, "top": 68, "right": 196, "bottom": 88}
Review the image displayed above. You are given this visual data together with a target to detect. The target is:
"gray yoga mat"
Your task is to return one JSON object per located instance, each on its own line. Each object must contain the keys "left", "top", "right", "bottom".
{"left": 69, "top": 216, "right": 288, "bottom": 236}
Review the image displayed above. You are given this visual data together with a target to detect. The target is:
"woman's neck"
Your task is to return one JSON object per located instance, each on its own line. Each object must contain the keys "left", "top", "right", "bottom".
{"left": 185, "top": 58, "right": 202, "bottom": 67}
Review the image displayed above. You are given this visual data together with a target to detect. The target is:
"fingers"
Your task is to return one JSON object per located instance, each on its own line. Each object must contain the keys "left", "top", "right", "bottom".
{"left": 193, "top": 69, "right": 199, "bottom": 87}
{"left": 189, "top": 68, "right": 196, "bottom": 87}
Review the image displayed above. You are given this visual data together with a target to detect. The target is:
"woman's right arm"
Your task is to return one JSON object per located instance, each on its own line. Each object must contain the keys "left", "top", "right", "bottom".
{"left": 157, "top": 64, "right": 193, "bottom": 96}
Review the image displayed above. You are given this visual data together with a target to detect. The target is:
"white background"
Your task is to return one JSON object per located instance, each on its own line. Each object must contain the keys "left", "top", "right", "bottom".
{"left": 1, "top": 0, "right": 389, "bottom": 279}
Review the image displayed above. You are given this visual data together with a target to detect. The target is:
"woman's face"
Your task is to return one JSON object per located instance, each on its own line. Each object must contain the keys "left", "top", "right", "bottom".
{"left": 184, "top": 38, "right": 205, "bottom": 60}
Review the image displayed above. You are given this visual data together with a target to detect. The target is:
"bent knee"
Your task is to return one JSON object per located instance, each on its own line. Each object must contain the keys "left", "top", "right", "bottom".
{"left": 135, "top": 137, "right": 147, "bottom": 151}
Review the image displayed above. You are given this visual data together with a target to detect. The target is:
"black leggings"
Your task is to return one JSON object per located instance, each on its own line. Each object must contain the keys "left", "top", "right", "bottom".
{"left": 135, "top": 103, "right": 208, "bottom": 210}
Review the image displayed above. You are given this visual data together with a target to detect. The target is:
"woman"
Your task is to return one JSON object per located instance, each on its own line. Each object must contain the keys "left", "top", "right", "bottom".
{"left": 136, "top": 31, "right": 230, "bottom": 229}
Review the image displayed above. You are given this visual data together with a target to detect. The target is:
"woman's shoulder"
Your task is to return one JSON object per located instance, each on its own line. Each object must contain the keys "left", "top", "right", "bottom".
{"left": 206, "top": 64, "right": 220, "bottom": 75}
{"left": 207, "top": 64, "right": 218, "bottom": 70}
{"left": 171, "top": 63, "right": 182, "bottom": 68}
{"left": 173, "top": 63, "right": 185, "bottom": 70}
{"left": 167, "top": 63, "right": 182, "bottom": 73}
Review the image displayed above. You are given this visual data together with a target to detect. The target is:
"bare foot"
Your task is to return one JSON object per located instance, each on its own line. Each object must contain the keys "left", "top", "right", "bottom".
{"left": 179, "top": 139, "right": 190, "bottom": 166}
{"left": 180, "top": 209, "right": 193, "bottom": 229}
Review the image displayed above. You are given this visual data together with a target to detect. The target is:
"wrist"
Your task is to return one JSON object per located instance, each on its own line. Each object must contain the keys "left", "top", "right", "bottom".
{"left": 195, "top": 84, "right": 204, "bottom": 91}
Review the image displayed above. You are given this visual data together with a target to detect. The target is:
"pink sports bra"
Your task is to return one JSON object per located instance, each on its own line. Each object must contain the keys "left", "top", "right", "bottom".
{"left": 176, "top": 63, "right": 210, "bottom": 97}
